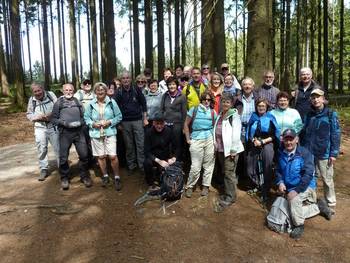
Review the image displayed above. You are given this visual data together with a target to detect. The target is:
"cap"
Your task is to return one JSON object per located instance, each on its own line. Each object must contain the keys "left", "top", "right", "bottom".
{"left": 153, "top": 112, "right": 165, "bottom": 122}
{"left": 143, "top": 68, "right": 152, "bottom": 76}
{"left": 310, "top": 88, "right": 325, "bottom": 96}
{"left": 282, "top": 129, "right": 297, "bottom": 139}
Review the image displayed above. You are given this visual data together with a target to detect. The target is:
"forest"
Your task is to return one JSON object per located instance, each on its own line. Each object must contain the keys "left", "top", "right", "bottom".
{"left": 0, "top": 0, "right": 349, "bottom": 110}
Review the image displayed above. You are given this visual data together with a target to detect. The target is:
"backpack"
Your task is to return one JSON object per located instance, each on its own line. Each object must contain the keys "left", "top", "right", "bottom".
{"left": 160, "top": 162, "right": 184, "bottom": 201}
{"left": 32, "top": 91, "right": 55, "bottom": 112}
{"left": 266, "top": 196, "right": 292, "bottom": 234}
{"left": 58, "top": 96, "right": 83, "bottom": 118}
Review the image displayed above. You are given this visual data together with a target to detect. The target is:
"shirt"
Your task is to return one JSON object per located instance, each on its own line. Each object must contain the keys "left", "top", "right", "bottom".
{"left": 188, "top": 104, "right": 216, "bottom": 140}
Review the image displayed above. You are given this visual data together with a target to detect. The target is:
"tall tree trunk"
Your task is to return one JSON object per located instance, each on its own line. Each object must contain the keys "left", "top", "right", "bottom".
{"left": 69, "top": 0, "right": 79, "bottom": 88}
{"left": 317, "top": 0, "right": 322, "bottom": 83}
{"left": 89, "top": 0, "right": 99, "bottom": 82}
{"left": 128, "top": 0, "right": 134, "bottom": 77}
{"left": 243, "top": 2, "right": 246, "bottom": 76}
{"left": 168, "top": 0, "right": 173, "bottom": 68}
{"left": 3, "top": 0, "right": 11, "bottom": 82}
{"left": 295, "top": 0, "right": 301, "bottom": 83}
{"left": 272, "top": 0, "right": 276, "bottom": 73}
{"left": 180, "top": 0, "right": 186, "bottom": 65}
{"left": 174, "top": 0, "right": 180, "bottom": 66}
{"left": 10, "top": 0, "right": 25, "bottom": 108}
{"left": 38, "top": 3, "right": 44, "bottom": 78}
{"left": 338, "top": 0, "right": 344, "bottom": 93}
{"left": 57, "top": 0, "right": 64, "bottom": 83}
{"left": 61, "top": 0, "right": 68, "bottom": 82}
{"left": 86, "top": 0, "right": 92, "bottom": 80}
{"left": 49, "top": 1, "right": 57, "bottom": 83}
{"left": 310, "top": 0, "right": 316, "bottom": 72}
{"left": 213, "top": 0, "right": 225, "bottom": 69}
{"left": 193, "top": 0, "right": 198, "bottom": 67}
{"left": 77, "top": 7, "right": 83, "bottom": 81}
{"left": 245, "top": 0, "right": 273, "bottom": 82}
{"left": 280, "top": 0, "right": 285, "bottom": 85}
{"left": 133, "top": 0, "right": 140, "bottom": 76}
{"left": 24, "top": 0, "right": 33, "bottom": 82}
{"left": 0, "top": 23, "right": 9, "bottom": 96}
{"left": 323, "top": 0, "right": 328, "bottom": 93}
{"left": 284, "top": 0, "right": 291, "bottom": 90}
{"left": 144, "top": 0, "right": 153, "bottom": 71}
{"left": 234, "top": 0, "right": 238, "bottom": 75}
{"left": 104, "top": 0, "right": 117, "bottom": 80}
{"left": 100, "top": 0, "right": 106, "bottom": 79}
{"left": 156, "top": 0, "right": 165, "bottom": 80}
{"left": 42, "top": 0, "right": 51, "bottom": 88}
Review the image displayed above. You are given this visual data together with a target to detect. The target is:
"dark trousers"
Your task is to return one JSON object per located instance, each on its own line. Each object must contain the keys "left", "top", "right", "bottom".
{"left": 59, "top": 128, "right": 89, "bottom": 180}
{"left": 143, "top": 157, "right": 162, "bottom": 186}
{"left": 82, "top": 124, "right": 94, "bottom": 165}
{"left": 168, "top": 123, "right": 184, "bottom": 162}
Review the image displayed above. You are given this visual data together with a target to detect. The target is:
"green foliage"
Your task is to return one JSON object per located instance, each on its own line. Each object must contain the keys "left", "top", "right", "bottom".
{"left": 31, "top": 61, "right": 44, "bottom": 82}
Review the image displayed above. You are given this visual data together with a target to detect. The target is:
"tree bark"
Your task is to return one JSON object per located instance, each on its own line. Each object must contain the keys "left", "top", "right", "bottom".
{"left": 3, "top": 0, "right": 12, "bottom": 83}
{"left": 180, "top": 0, "right": 186, "bottom": 65}
{"left": 0, "top": 22, "right": 9, "bottom": 96}
{"left": 168, "top": 0, "right": 173, "bottom": 68}
{"left": 89, "top": 0, "right": 99, "bottom": 82}
{"left": 295, "top": 0, "right": 301, "bottom": 83}
{"left": 38, "top": 3, "right": 44, "bottom": 80}
{"left": 69, "top": 0, "right": 79, "bottom": 88}
{"left": 78, "top": 6, "right": 83, "bottom": 81}
{"left": 57, "top": 0, "right": 64, "bottom": 83}
{"left": 61, "top": 0, "right": 68, "bottom": 82}
{"left": 338, "top": 0, "right": 344, "bottom": 93}
{"left": 284, "top": 0, "right": 291, "bottom": 90}
{"left": 317, "top": 0, "right": 322, "bottom": 83}
{"left": 104, "top": 0, "right": 117, "bottom": 80}
{"left": 128, "top": 0, "right": 134, "bottom": 78}
{"left": 42, "top": 0, "right": 51, "bottom": 88}
{"left": 133, "top": 0, "right": 140, "bottom": 76}
{"left": 100, "top": 0, "right": 106, "bottom": 79}
{"left": 280, "top": 0, "right": 285, "bottom": 85}
{"left": 174, "top": 0, "right": 180, "bottom": 66}
{"left": 86, "top": 0, "right": 92, "bottom": 80}
{"left": 193, "top": 0, "right": 198, "bottom": 67}
{"left": 156, "top": 0, "right": 165, "bottom": 80}
{"left": 49, "top": 0, "right": 57, "bottom": 83}
{"left": 24, "top": 0, "right": 32, "bottom": 82}
{"left": 323, "top": 0, "right": 328, "bottom": 92}
{"left": 144, "top": 0, "right": 153, "bottom": 71}
{"left": 310, "top": 0, "right": 316, "bottom": 72}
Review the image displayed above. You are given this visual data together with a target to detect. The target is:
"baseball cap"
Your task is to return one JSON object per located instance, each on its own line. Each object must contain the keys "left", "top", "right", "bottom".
{"left": 282, "top": 129, "right": 297, "bottom": 139}
{"left": 310, "top": 88, "right": 325, "bottom": 96}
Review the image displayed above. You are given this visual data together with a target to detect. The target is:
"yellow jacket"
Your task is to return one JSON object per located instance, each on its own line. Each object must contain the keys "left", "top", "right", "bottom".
{"left": 182, "top": 82, "right": 207, "bottom": 110}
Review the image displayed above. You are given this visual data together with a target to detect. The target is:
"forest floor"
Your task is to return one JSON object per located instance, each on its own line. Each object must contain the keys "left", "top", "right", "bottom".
{"left": 0, "top": 102, "right": 350, "bottom": 263}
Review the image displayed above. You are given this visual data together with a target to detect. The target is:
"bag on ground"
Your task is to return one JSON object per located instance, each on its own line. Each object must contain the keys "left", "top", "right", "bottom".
{"left": 266, "top": 196, "right": 292, "bottom": 233}
{"left": 160, "top": 162, "right": 184, "bottom": 201}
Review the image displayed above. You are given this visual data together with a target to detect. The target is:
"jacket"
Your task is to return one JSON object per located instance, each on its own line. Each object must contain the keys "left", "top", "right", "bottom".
{"left": 246, "top": 112, "right": 280, "bottom": 143}
{"left": 275, "top": 146, "right": 316, "bottom": 193}
{"left": 84, "top": 96, "right": 123, "bottom": 138}
{"left": 270, "top": 107, "right": 303, "bottom": 134}
{"left": 161, "top": 91, "right": 187, "bottom": 124}
{"left": 213, "top": 108, "right": 244, "bottom": 157}
{"left": 144, "top": 89, "right": 163, "bottom": 120}
{"left": 182, "top": 81, "right": 207, "bottom": 110}
{"left": 300, "top": 106, "right": 341, "bottom": 160}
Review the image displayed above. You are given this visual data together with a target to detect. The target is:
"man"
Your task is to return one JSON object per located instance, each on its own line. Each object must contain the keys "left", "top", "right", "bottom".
{"left": 26, "top": 83, "right": 59, "bottom": 181}
{"left": 300, "top": 88, "right": 341, "bottom": 209}
{"left": 183, "top": 65, "right": 192, "bottom": 78}
{"left": 182, "top": 67, "right": 207, "bottom": 110}
{"left": 158, "top": 68, "right": 173, "bottom": 94}
{"left": 74, "top": 79, "right": 94, "bottom": 110}
{"left": 293, "top": 67, "right": 322, "bottom": 121}
{"left": 114, "top": 71, "right": 148, "bottom": 172}
{"left": 238, "top": 77, "right": 256, "bottom": 139}
{"left": 254, "top": 70, "right": 280, "bottom": 109}
{"left": 220, "top": 63, "right": 230, "bottom": 77}
{"left": 51, "top": 83, "right": 92, "bottom": 190}
{"left": 276, "top": 129, "right": 332, "bottom": 239}
{"left": 144, "top": 113, "right": 176, "bottom": 190}
{"left": 201, "top": 64, "right": 211, "bottom": 86}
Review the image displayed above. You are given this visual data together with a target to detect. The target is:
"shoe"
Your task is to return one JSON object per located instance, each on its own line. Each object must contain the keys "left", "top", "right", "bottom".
{"left": 201, "top": 186, "right": 209, "bottom": 196}
{"left": 38, "top": 169, "right": 48, "bottom": 181}
{"left": 115, "top": 178, "right": 122, "bottom": 191}
{"left": 219, "top": 196, "right": 234, "bottom": 207}
{"left": 317, "top": 199, "right": 333, "bottom": 220}
{"left": 82, "top": 176, "right": 92, "bottom": 188}
{"left": 290, "top": 225, "right": 304, "bottom": 239}
{"left": 185, "top": 188, "right": 193, "bottom": 198}
{"left": 101, "top": 176, "right": 110, "bottom": 187}
{"left": 61, "top": 178, "right": 70, "bottom": 190}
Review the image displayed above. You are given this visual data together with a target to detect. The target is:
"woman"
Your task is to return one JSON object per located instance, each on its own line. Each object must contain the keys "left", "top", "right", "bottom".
{"left": 271, "top": 91, "right": 303, "bottom": 134}
{"left": 135, "top": 74, "right": 148, "bottom": 92}
{"left": 161, "top": 76, "right": 187, "bottom": 161}
{"left": 179, "top": 75, "right": 189, "bottom": 92}
{"left": 208, "top": 72, "right": 224, "bottom": 114}
{"left": 183, "top": 91, "right": 217, "bottom": 198}
{"left": 245, "top": 98, "right": 280, "bottom": 203}
{"left": 106, "top": 81, "right": 116, "bottom": 98}
{"left": 144, "top": 79, "right": 163, "bottom": 127}
{"left": 84, "top": 82, "right": 123, "bottom": 190}
{"left": 213, "top": 93, "right": 244, "bottom": 207}
{"left": 224, "top": 73, "right": 241, "bottom": 96}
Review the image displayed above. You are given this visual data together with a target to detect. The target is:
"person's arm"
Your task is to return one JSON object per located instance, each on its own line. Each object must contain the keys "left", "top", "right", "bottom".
{"left": 26, "top": 97, "right": 38, "bottom": 122}
{"left": 230, "top": 114, "right": 242, "bottom": 156}
{"left": 329, "top": 111, "right": 341, "bottom": 163}
{"left": 294, "top": 148, "right": 315, "bottom": 194}
{"left": 50, "top": 99, "right": 64, "bottom": 127}
{"left": 109, "top": 99, "right": 123, "bottom": 127}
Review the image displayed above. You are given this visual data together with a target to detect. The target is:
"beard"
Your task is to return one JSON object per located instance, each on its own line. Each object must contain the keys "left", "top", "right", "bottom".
{"left": 64, "top": 94, "right": 73, "bottom": 99}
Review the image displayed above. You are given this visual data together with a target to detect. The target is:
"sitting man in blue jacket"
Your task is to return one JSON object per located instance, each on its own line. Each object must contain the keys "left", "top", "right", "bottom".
{"left": 276, "top": 129, "right": 332, "bottom": 239}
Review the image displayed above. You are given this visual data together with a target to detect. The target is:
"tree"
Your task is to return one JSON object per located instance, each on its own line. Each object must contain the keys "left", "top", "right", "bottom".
{"left": 156, "top": 0, "right": 165, "bottom": 80}
{"left": 323, "top": 0, "right": 329, "bottom": 92}
{"left": 89, "top": 0, "right": 99, "bottom": 82}
{"left": 49, "top": 0, "right": 57, "bottom": 83}
{"left": 181, "top": 0, "right": 186, "bottom": 65}
{"left": 338, "top": 0, "right": 344, "bottom": 93}
{"left": 144, "top": 0, "right": 153, "bottom": 71}
{"left": 0, "top": 19, "right": 9, "bottom": 96}
{"left": 104, "top": 0, "right": 117, "bottom": 80}
{"left": 57, "top": 0, "right": 65, "bottom": 83}
{"left": 41, "top": 0, "right": 51, "bottom": 88}
{"left": 69, "top": 0, "right": 79, "bottom": 88}
{"left": 133, "top": 0, "right": 140, "bottom": 76}
{"left": 174, "top": 0, "right": 180, "bottom": 66}
{"left": 168, "top": 0, "right": 173, "bottom": 68}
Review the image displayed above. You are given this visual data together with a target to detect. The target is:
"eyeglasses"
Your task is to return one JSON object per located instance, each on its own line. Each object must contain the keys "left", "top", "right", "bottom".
{"left": 221, "top": 67, "right": 229, "bottom": 71}
{"left": 137, "top": 81, "right": 146, "bottom": 84}
{"left": 202, "top": 67, "right": 210, "bottom": 70}
{"left": 203, "top": 98, "right": 211, "bottom": 102}
{"left": 265, "top": 76, "right": 274, "bottom": 79}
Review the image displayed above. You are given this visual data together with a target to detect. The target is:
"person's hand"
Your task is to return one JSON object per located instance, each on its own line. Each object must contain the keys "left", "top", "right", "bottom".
{"left": 278, "top": 183, "right": 286, "bottom": 194}
{"left": 143, "top": 119, "right": 149, "bottom": 127}
{"left": 253, "top": 138, "right": 262, "bottom": 147}
{"left": 287, "top": 190, "right": 297, "bottom": 201}
{"left": 101, "top": 120, "right": 111, "bottom": 128}
{"left": 158, "top": 160, "right": 169, "bottom": 168}
{"left": 187, "top": 139, "right": 192, "bottom": 145}
{"left": 328, "top": 157, "right": 336, "bottom": 166}
{"left": 167, "top": 157, "right": 176, "bottom": 165}
{"left": 33, "top": 114, "right": 46, "bottom": 121}
{"left": 291, "top": 91, "right": 296, "bottom": 97}
{"left": 93, "top": 122, "right": 102, "bottom": 129}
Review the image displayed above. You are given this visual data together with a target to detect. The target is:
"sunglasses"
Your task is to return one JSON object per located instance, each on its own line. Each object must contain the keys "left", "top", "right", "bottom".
{"left": 202, "top": 67, "right": 210, "bottom": 70}
{"left": 203, "top": 98, "right": 211, "bottom": 102}
{"left": 221, "top": 67, "right": 229, "bottom": 70}
{"left": 137, "top": 81, "right": 146, "bottom": 84}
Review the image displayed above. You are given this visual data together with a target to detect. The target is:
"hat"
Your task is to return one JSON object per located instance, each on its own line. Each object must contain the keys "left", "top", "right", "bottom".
{"left": 143, "top": 68, "right": 152, "bottom": 76}
{"left": 153, "top": 112, "right": 165, "bottom": 122}
{"left": 310, "top": 88, "right": 325, "bottom": 96}
{"left": 282, "top": 129, "right": 297, "bottom": 139}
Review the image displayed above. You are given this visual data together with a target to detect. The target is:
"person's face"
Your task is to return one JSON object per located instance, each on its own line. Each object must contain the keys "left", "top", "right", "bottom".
{"left": 221, "top": 99, "right": 232, "bottom": 112}
{"left": 175, "top": 67, "right": 183, "bottom": 77}
{"left": 201, "top": 96, "right": 211, "bottom": 107}
{"left": 300, "top": 70, "right": 312, "bottom": 85}
{"left": 224, "top": 76, "right": 233, "bottom": 87}
{"left": 221, "top": 65, "right": 229, "bottom": 75}
{"left": 82, "top": 82, "right": 92, "bottom": 92}
{"left": 164, "top": 70, "right": 172, "bottom": 81}
{"left": 192, "top": 69, "right": 201, "bottom": 82}
{"left": 277, "top": 97, "right": 289, "bottom": 109}
{"left": 121, "top": 74, "right": 131, "bottom": 87}
{"left": 180, "top": 78, "right": 189, "bottom": 88}
{"left": 149, "top": 82, "right": 158, "bottom": 93}
{"left": 167, "top": 81, "right": 178, "bottom": 93}
{"left": 242, "top": 81, "right": 253, "bottom": 95}
{"left": 32, "top": 85, "right": 44, "bottom": 100}
{"left": 202, "top": 66, "right": 210, "bottom": 74}
{"left": 62, "top": 84, "right": 75, "bottom": 99}
{"left": 107, "top": 85, "right": 115, "bottom": 97}
{"left": 114, "top": 80, "right": 121, "bottom": 89}
{"left": 310, "top": 94, "right": 325, "bottom": 109}
{"left": 153, "top": 120, "right": 165, "bottom": 132}
{"left": 95, "top": 86, "right": 107, "bottom": 100}
{"left": 257, "top": 102, "right": 267, "bottom": 115}
{"left": 264, "top": 73, "right": 275, "bottom": 85}
{"left": 211, "top": 75, "right": 221, "bottom": 88}
{"left": 283, "top": 136, "right": 299, "bottom": 152}
{"left": 136, "top": 79, "right": 146, "bottom": 88}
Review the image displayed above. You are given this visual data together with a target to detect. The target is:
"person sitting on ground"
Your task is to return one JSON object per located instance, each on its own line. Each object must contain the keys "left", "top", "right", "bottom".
{"left": 84, "top": 82, "right": 123, "bottom": 190}
{"left": 51, "top": 83, "right": 92, "bottom": 190}
{"left": 300, "top": 88, "right": 341, "bottom": 210}
{"left": 213, "top": 93, "right": 244, "bottom": 208}
{"left": 144, "top": 79, "right": 163, "bottom": 127}
{"left": 183, "top": 91, "right": 217, "bottom": 198}
{"left": 144, "top": 113, "right": 177, "bottom": 191}
{"left": 26, "top": 82, "right": 59, "bottom": 181}
{"left": 182, "top": 67, "right": 207, "bottom": 110}
{"left": 275, "top": 129, "right": 333, "bottom": 239}
{"left": 254, "top": 70, "right": 280, "bottom": 109}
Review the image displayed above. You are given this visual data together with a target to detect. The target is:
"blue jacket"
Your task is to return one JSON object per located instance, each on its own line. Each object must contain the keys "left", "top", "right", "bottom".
{"left": 275, "top": 146, "right": 316, "bottom": 193}
{"left": 245, "top": 111, "right": 280, "bottom": 142}
{"left": 300, "top": 106, "right": 341, "bottom": 160}
{"left": 84, "top": 97, "right": 123, "bottom": 138}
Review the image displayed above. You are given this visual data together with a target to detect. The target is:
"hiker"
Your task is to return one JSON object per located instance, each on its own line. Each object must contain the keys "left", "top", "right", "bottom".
{"left": 223, "top": 73, "right": 241, "bottom": 97}
{"left": 208, "top": 72, "right": 224, "bottom": 114}
{"left": 245, "top": 98, "right": 280, "bottom": 204}
{"left": 144, "top": 79, "right": 163, "bottom": 128}
{"left": 84, "top": 82, "right": 123, "bottom": 190}
{"left": 158, "top": 68, "right": 173, "bottom": 94}
{"left": 144, "top": 113, "right": 177, "bottom": 191}
{"left": 213, "top": 93, "right": 244, "bottom": 207}
{"left": 254, "top": 70, "right": 280, "bottom": 109}
{"left": 275, "top": 129, "right": 332, "bottom": 239}
{"left": 201, "top": 64, "right": 211, "bottom": 86}
{"left": 51, "top": 83, "right": 92, "bottom": 190}
{"left": 182, "top": 67, "right": 207, "bottom": 110}
{"left": 300, "top": 88, "right": 341, "bottom": 209}
{"left": 26, "top": 82, "right": 59, "bottom": 181}
{"left": 183, "top": 91, "right": 217, "bottom": 198}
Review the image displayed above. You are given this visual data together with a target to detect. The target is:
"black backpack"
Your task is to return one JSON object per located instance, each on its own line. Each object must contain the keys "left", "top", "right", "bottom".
{"left": 160, "top": 162, "right": 184, "bottom": 201}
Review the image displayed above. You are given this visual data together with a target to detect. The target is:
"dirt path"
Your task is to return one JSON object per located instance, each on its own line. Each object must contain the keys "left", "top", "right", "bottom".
{"left": 0, "top": 112, "right": 350, "bottom": 263}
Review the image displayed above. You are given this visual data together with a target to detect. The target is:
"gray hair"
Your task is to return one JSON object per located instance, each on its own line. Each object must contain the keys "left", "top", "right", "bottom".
{"left": 93, "top": 82, "right": 108, "bottom": 92}
{"left": 300, "top": 67, "right": 313, "bottom": 76}
{"left": 241, "top": 77, "right": 255, "bottom": 86}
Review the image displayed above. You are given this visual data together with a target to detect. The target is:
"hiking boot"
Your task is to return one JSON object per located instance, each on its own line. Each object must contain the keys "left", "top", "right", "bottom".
{"left": 185, "top": 188, "right": 193, "bottom": 198}
{"left": 61, "top": 178, "right": 70, "bottom": 190}
{"left": 317, "top": 199, "right": 333, "bottom": 221}
{"left": 38, "top": 169, "right": 48, "bottom": 181}
{"left": 115, "top": 178, "right": 122, "bottom": 191}
{"left": 201, "top": 186, "right": 209, "bottom": 196}
{"left": 82, "top": 176, "right": 92, "bottom": 188}
{"left": 219, "top": 196, "right": 234, "bottom": 207}
{"left": 290, "top": 225, "right": 304, "bottom": 239}
{"left": 101, "top": 176, "right": 110, "bottom": 187}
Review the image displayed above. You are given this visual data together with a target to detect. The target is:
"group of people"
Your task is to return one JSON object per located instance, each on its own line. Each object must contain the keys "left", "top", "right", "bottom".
{"left": 27, "top": 63, "right": 341, "bottom": 239}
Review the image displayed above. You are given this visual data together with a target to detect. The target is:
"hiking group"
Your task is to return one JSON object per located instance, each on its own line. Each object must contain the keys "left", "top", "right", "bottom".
{"left": 26, "top": 63, "right": 341, "bottom": 239}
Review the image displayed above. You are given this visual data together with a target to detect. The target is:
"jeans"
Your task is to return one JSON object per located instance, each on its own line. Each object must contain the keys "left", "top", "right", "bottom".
{"left": 34, "top": 127, "right": 59, "bottom": 170}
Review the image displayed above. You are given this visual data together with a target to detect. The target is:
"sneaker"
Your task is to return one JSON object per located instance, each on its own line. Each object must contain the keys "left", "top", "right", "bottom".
{"left": 82, "top": 176, "right": 92, "bottom": 188}
{"left": 115, "top": 178, "right": 122, "bottom": 191}
{"left": 201, "top": 186, "right": 209, "bottom": 196}
{"left": 101, "top": 176, "right": 110, "bottom": 187}
{"left": 185, "top": 188, "right": 193, "bottom": 198}
{"left": 61, "top": 178, "right": 70, "bottom": 190}
{"left": 290, "top": 225, "right": 304, "bottom": 239}
{"left": 38, "top": 169, "right": 48, "bottom": 181}
{"left": 317, "top": 199, "right": 333, "bottom": 221}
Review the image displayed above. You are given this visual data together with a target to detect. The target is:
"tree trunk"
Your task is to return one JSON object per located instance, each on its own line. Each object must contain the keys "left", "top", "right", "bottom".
{"left": 104, "top": 0, "right": 117, "bottom": 80}
{"left": 144, "top": 0, "right": 153, "bottom": 71}
{"left": 280, "top": 0, "right": 285, "bottom": 85}
{"left": 193, "top": 0, "right": 198, "bottom": 67}
{"left": 0, "top": 22, "right": 9, "bottom": 96}
{"left": 78, "top": 6, "right": 83, "bottom": 81}
{"left": 69, "top": 0, "right": 79, "bottom": 88}
{"left": 338, "top": 0, "right": 344, "bottom": 93}
{"left": 310, "top": 0, "right": 316, "bottom": 72}
{"left": 234, "top": 0, "right": 238, "bottom": 75}
{"left": 168, "top": 0, "right": 173, "bottom": 68}
{"left": 295, "top": 0, "right": 301, "bottom": 83}
{"left": 284, "top": 0, "right": 291, "bottom": 90}
{"left": 323, "top": 0, "right": 328, "bottom": 93}
{"left": 245, "top": 0, "right": 273, "bottom": 82}
{"left": 128, "top": 0, "right": 134, "bottom": 78}
{"left": 42, "top": 0, "right": 51, "bottom": 88}
{"left": 24, "top": 0, "right": 33, "bottom": 82}
{"left": 38, "top": 3, "right": 44, "bottom": 79}
{"left": 180, "top": 0, "right": 186, "bottom": 65}
{"left": 213, "top": 0, "right": 225, "bottom": 70}
{"left": 86, "top": 0, "right": 92, "bottom": 80}
{"left": 317, "top": 0, "right": 322, "bottom": 84}
{"left": 272, "top": 0, "right": 276, "bottom": 73}
{"left": 89, "top": 0, "right": 99, "bottom": 82}
{"left": 156, "top": 0, "right": 165, "bottom": 80}
{"left": 57, "top": 0, "right": 64, "bottom": 83}
{"left": 3, "top": 0, "right": 12, "bottom": 83}
{"left": 100, "top": 0, "right": 106, "bottom": 79}
{"left": 49, "top": 1, "right": 57, "bottom": 83}
{"left": 174, "top": 0, "right": 180, "bottom": 66}
{"left": 61, "top": 0, "right": 68, "bottom": 82}
{"left": 243, "top": 2, "right": 246, "bottom": 76}
{"left": 133, "top": 0, "right": 140, "bottom": 76}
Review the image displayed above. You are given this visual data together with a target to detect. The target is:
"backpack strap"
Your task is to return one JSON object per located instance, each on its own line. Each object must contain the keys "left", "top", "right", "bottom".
{"left": 228, "top": 115, "right": 233, "bottom": 126}
{"left": 210, "top": 109, "right": 215, "bottom": 126}
{"left": 58, "top": 96, "right": 83, "bottom": 118}
{"left": 189, "top": 106, "right": 198, "bottom": 132}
